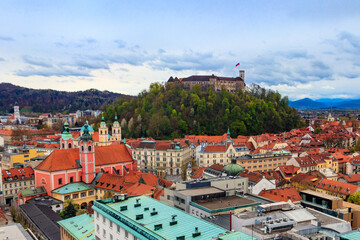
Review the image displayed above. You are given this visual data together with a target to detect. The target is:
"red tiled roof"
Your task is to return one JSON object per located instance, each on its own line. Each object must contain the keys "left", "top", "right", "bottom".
{"left": 203, "top": 144, "right": 228, "bottom": 153}
{"left": 290, "top": 173, "right": 319, "bottom": 185}
{"left": 338, "top": 174, "right": 360, "bottom": 183}
{"left": 278, "top": 165, "right": 300, "bottom": 177}
{"left": 0, "top": 129, "right": 13, "bottom": 136}
{"left": 315, "top": 178, "right": 359, "bottom": 195}
{"left": 2, "top": 167, "right": 34, "bottom": 182}
{"left": 208, "top": 164, "right": 224, "bottom": 172}
{"left": 259, "top": 187, "right": 302, "bottom": 202}
{"left": 36, "top": 144, "right": 133, "bottom": 171}
{"left": 191, "top": 167, "right": 206, "bottom": 179}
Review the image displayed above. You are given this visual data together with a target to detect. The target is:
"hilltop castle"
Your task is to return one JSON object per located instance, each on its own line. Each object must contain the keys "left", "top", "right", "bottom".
{"left": 167, "top": 70, "right": 245, "bottom": 93}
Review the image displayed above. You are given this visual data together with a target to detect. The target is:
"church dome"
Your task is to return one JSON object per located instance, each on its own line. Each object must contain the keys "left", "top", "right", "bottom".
{"left": 223, "top": 157, "right": 245, "bottom": 176}
{"left": 81, "top": 120, "right": 94, "bottom": 132}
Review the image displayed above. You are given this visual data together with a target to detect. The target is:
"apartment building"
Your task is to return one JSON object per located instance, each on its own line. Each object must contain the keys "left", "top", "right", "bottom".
{"left": 132, "top": 140, "right": 191, "bottom": 177}
{"left": 1, "top": 147, "right": 45, "bottom": 169}
{"left": 2, "top": 167, "right": 35, "bottom": 205}
{"left": 236, "top": 150, "right": 292, "bottom": 172}
{"left": 198, "top": 142, "right": 250, "bottom": 167}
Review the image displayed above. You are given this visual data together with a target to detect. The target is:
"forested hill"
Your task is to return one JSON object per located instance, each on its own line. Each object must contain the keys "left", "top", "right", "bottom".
{"left": 0, "top": 83, "right": 131, "bottom": 113}
{"left": 103, "top": 83, "right": 304, "bottom": 139}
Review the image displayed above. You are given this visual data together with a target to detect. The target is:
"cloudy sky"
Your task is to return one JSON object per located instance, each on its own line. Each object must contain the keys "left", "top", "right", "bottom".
{"left": 1, "top": 1, "right": 360, "bottom": 100}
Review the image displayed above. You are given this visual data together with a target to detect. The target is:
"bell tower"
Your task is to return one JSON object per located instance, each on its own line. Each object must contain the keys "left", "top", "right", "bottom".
{"left": 112, "top": 115, "right": 121, "bottom": 141}
{"left": 99, "top": 115, "right": 109, "bottom": 146}
{"left": 60, "top": 121, "right": 73, "bottom": 149}
{"left": 79, "top": 123, "right": 96, "bottom": 183}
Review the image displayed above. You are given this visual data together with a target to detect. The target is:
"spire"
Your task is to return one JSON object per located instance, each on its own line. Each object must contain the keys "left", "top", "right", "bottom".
{"left": 63, "top": 121, "right": 70, "bottom": 133}
{"left": 113, "top": 114, "right": 119, "bottom": 125}
{"left": 227, "top": 128, "right": 231, "bottom": 140}
{"left": 100, "top": 115, "right": 106, "bottom": 126}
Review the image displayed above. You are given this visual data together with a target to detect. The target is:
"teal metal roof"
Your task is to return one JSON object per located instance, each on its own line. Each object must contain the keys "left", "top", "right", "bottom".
{"left": 80, "top": 124, "right": 94, "bottom": 132}
{"left": 218, "top": 231, "right": 257, "bottom": 240}
{"left": 338, "top": 230, "right": 360, "bottom": 240}
{"left": 58, "top": 213, "right": 95, "bottom": 240}
{"left": 93, "top": 196, "right": 255, "bottom": 240}
{"left": 52, "top": 182, "right": 92, "bottom": 195}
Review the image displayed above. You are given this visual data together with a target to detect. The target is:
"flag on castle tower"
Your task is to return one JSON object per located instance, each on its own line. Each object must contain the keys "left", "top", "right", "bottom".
{"left": 235, "top": 63, "right": 240, "bottom": 67}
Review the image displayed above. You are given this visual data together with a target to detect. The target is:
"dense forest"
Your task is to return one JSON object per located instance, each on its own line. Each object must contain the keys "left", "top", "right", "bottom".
{"left": 102, "top": 83, "right": 304, "bottom": 139}
{"left": 0, "top": 83, "right": 131, "bottom": 113}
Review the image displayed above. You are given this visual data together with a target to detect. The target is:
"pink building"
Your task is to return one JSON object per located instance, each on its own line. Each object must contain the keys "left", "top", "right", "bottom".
{"left": 34, "top": 123, "right": 136, "bottom": 194}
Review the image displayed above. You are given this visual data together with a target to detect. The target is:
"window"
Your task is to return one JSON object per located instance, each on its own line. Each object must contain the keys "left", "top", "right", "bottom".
{"left": 125, "top": 230, "right": 129, "bottom": 238}
{"left": 73, "top": 194, "right": 79, "bottom": 199}
{"left": 81, "top": 146, "right": 84, "bottom": 151}
{"left": 65, "top": 195, "right": 70, "bottom": 200}
{"left": 103, "top": 229, "right": 106, "bottom": 237}
{"left": 15, "top": 183, "right": 17, "bottom": 187}
{"left": 117, "top": 225, "right": 121, "bottom": 233}
{"left": 70, "top": 177, "right": 74, "bottom": 183}
{"left": 110, "top": 221, "right": 113, "bottom": 228}
{"left": 96, "top": 212, "right": 99, "bottom": 219}
{"left": 58, "top": 178, "right": 63, "bottom": 185}
{"left": 103, "top": 215, "right": 106, "bottom": 223}
{"left": 88, "top": 145, "right": 92, "bottom": 151}
{"left": 68, "top": 143, "right": 72, "bottom": 148}
{"left": 96, "top": 224, "right": 99, "bottom": 232}
{"left": 110, "top": 234, "right": 113, "bottom": 240}
{"left": 88, "top": 191, "right": 94, "bottom": 195}
{"left": 19, "top": 182, "right": 21, "bottom": 186}
{"left": 81, "top": 192, "right": 86, "bottom": 197}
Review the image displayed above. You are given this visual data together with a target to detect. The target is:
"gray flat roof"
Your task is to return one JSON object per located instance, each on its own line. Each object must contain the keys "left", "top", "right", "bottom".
{"left": 0, "top": 223, "right": 33, "bottom": 240}
{"left": 178, "top": 187, "right": 224, "bottom": 196}
{"left": 192, "top": 195, "right": 258, "bottom": 211}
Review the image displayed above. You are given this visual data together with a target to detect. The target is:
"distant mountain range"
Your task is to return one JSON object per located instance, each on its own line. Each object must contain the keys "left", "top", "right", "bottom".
{"left": 0, "top": 82, "right": 132, "bottom": 113}
{"left": 289, "top": 98, "right": 360, "bottom": 109}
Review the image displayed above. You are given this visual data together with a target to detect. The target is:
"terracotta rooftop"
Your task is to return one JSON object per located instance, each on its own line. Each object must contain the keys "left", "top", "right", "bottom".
{"left": 259, "top": 187, "right": 302, "bottom": 202}
{"left": 315, "top": 178, "right": 359, "bottom": 195}
{"left": 36, "top": 144, "right": 133, "bottom": 172}
{"left": 2, "top": 167, "right": 34, "bottom": 182}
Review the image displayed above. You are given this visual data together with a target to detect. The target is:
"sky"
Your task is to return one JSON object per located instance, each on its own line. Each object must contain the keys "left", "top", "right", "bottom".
{"left": 1, "top": 1, "right": 360, "bottom": 100}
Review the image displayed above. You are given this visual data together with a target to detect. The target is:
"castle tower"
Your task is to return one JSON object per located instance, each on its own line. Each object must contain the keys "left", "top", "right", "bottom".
{"left": 98, "top": 116, "right": 109, "bottom": 146}
{"left": 112, "top": 115, "right": 121, "bottom": 141}
{"left": 79, "top": 123, "right": 96, "bottom": 183}
{"left": 14, "top": 101, "right": 21, "bottom": 124}
{"left": 60, "top": 121, "right": 74, "bottom": 149}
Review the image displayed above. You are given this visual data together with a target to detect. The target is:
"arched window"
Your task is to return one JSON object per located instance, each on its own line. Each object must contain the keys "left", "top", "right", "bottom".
{"left": 62, "top": 143, "right": 64, "bottom": 149}
{"left": 68, "top": 143, "right": 72, "bottom": 148}
{"left": 100, "top": 130, "right": 102, "bottom": 135}
{"left": 118, "top": 129, "right": 120, "bottom": 133}
{"left": 81, "top": 145, "right": 84, "bottom": 151}
{"left": 88, "top": 145, "right": 92, "bottom": 152}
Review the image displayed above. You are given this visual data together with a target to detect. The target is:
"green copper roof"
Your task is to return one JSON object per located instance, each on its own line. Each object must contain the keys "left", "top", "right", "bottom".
{"left": 58, "top": 213, "right": 95, "bottom": 240}
{"left": 93, "top": 195, "right": 253, "bottom": 240}
{"left": 81, "top": 121, "right": 94, "bottom": 132}
{"left": 100, "top": 115, "right": 106, "bottom": 127}
{"left": 337, "top": 230, "right": 360, "bottom": 240}
{"left": 20, "top": 186, "right": 47, "bottom": 197}
{"left": 61, "top": 121, "right": 73, "bottom": 141}
{"left": 52, "top": 182, "right": 92, "bottom": 195}
{"left": 113, "top": 115, "right": 120, "bottom": 125}
{"left": 223, "top": 157, "right": 245, "bottom": 176}
{"left": 81, "top": 123, "right": 93, "bottom": 142}
{"left": 227, "top": 128, "right": 230, "bottom": 140}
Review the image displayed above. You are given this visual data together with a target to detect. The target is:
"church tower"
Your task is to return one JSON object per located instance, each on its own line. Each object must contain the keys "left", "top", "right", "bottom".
{"left": 98, "top": 116, "right": 109, "bottom": 146}
{"left": 14, "top": 101, "right": 21, "bottom": 124}
{"left": 60, "top": 121, "right": 74, "bottom": 149}
{"left": 79, "top": 123, "right": 96, "bottom": 184}
{"left": 112, "top": 115, "right": 121, "bottom": 141}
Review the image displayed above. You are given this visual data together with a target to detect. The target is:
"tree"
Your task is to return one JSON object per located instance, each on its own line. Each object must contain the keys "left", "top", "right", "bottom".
{"left": 103, "top": 191, "right": 113, "bottom": 199}
{"left": 62, "top": 201, "right": 77, "bottom": 219}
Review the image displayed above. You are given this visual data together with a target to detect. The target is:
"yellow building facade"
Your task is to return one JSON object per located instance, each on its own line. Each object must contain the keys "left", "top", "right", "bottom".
{"left": 1, "top": 148, "right": 45, "bottom": 170}
{"left": 51, "top": 182, "right": 95, "bottom": 209}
